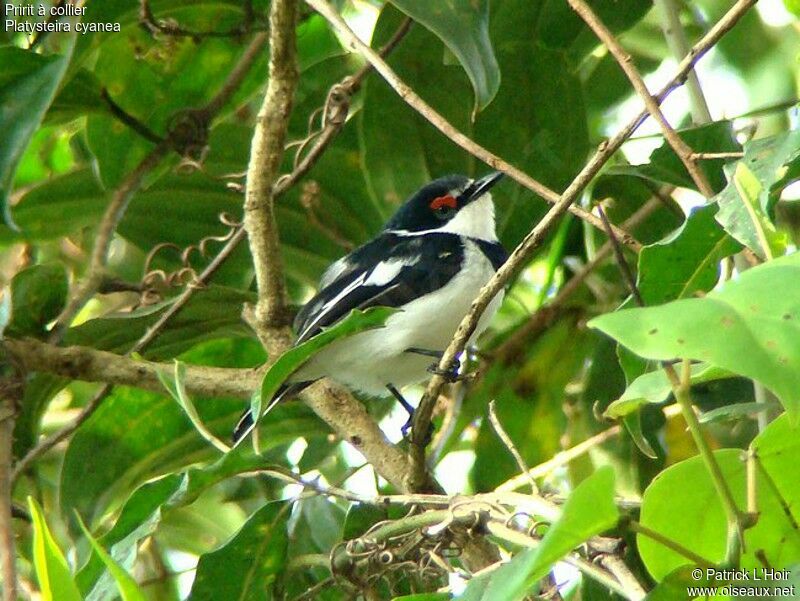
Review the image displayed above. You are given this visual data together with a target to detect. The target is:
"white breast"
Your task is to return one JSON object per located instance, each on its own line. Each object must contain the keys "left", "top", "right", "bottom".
{"left": 293, "top": 239, "right": 503, "bottom": 395}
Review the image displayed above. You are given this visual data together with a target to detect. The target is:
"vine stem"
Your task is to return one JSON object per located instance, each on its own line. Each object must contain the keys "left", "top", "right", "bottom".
{"left": 665, "top": 359, "right": 745, "bottom": 565}
{"left": 654, "top": 0, "right": 713, "bottom": 124}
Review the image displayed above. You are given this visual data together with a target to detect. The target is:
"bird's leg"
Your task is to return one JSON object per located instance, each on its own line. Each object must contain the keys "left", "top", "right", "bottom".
{"left": 386, "top": 383, "right": 433, "bottom": 443}
{"left": 404, "top": 347, "right": 463, "bottom": 382}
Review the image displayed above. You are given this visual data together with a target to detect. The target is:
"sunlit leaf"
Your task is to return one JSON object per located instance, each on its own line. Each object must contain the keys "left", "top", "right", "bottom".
{"left": 28, "top": 497, "right": 82, "bottom": 601}
{"left": 715, "top": 162, "right": 789, "bottom": 259}
{"left": 590, "top": 253, "right": 800, "bottom": 418}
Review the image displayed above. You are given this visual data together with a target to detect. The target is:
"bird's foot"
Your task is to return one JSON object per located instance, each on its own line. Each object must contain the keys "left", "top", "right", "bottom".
{"left": 426, "top": 357, "right": 464, "bottom": 382}
{"left": 387, "top": 382, "right": 435, "bottom": 444}
{"left": 400, "top": 414, "right": 434, "bottom": 445}
{"left": 405, "top": 347, "right": 464, "bottom": 382}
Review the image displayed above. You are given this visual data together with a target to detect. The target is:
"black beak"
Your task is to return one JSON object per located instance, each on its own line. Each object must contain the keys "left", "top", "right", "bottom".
{"left": 463, "top": 171, "right": 504, "bottom": 203}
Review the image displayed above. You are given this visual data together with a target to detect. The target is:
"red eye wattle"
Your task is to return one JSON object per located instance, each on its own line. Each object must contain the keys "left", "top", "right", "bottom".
{"left": 430, "top": 195, "right": 457, "bottom": 210}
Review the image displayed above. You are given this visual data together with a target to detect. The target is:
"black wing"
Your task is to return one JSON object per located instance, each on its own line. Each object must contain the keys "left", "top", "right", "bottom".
{"left": 293, "top": 232, "right": 464, "bottom": 344}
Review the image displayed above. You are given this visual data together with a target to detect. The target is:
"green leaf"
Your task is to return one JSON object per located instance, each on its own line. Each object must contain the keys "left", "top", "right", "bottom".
{"left": 27, "top": 497, "right": 82, "bottom": 601}
{"left": 392, "top": 595, "right": 451, "bottom": 601}
{"left": 157, "top": 360, "right": 230, "bottom": 453}
{"left": 256, "top": 307, "right": 397, "bottom": 430}
{"left": 462, "top": 467, "right": 619, "bottom": 600}
{"left": 644, "top": 566, "right": 714, "bottom": 601}
{"left": 607, "top": 121, "right": 740, "bottom": 193}
{"left": 0, "top": 47, "right": 71, "bottom": 228}
{"left": 589, "top": 252, "right": 800, "bottom": 418}
{"left": 715, "top": 162, "right": 789, "bottom": 260}
{"left": 76, "top": 475, "right": 184, "bottom": 599}
{"left": 388, "top": 0, "right": 500, "bottom": 112}
{"left": 751, "top": 414, "right": 800, "bottom": 535}
{"left": 637, "top": 204, "right": 741, "bottom": 305}
{"left": 638, "top": 446, "right": 800, "bottom": 581}
{"left": 604, "top": 363, "right": 733, "bottom": 419}
{"left": 188, "top": 502, "right": 289, "bottom": 600}
{"left": 698, "top": 400, "right": 780, "bottom": 423}
{"left": 6, "top": 263, "right": 68, "bottom": 338}
{"left": 76, "top": 516, "right": 147, "bottom": 601}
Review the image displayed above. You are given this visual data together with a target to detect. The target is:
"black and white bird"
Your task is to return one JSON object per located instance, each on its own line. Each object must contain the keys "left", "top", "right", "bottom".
{"left": 233, "top": 172, "right": 508, "bottom": 444}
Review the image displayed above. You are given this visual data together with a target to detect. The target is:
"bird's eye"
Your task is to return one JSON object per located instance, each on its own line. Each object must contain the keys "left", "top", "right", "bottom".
{"left": 434, "top": 206, "right": 456, "bottom": 220}
{"left": 429, "top": 195, "right": 457, "bottom": 220}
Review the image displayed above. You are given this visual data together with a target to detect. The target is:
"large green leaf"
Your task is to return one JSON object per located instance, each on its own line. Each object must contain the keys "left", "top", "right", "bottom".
{"left": 188, "top": 502, "right": 289, "bottom": 601}
{"left": 637, "top": 204, "right": 741, "bottom": 305}
{"left": 5, "top": 263, "right": 67, "bottom": 338}
{"left": 28, "top": 497, "right": 82, "bottom": 601}
{"left": 462, "top": 467, "right": 619, "bottom": 600}
{"left": 589, "top": 252, "right": 800, "bottom": 418}
{"left": 638, "top": 443, "right": 800, "bottom": 580}
{"left": 388, "top": 0, "right": 500, "bottom": 111}
{"left": 0, "top": 47, "right": 70, "bottom": 227}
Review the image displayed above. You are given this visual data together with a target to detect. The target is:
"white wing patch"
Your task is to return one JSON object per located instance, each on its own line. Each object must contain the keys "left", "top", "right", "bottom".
{"left": 297, "top": 271, "right": 368, "bottom": 342}
{"left": 363, "top": 257, "right": 417, "bottom": 286}
{"left": 296, "top": 256, "right": 420, "bottom": 343}
{"left": 319, "top": 256, "right": 350, "bottom": 289}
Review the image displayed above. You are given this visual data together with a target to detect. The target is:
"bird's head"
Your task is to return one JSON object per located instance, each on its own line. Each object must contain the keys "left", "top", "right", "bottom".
{"left": 383, "top": 172, "right": 504, "bottom": 241}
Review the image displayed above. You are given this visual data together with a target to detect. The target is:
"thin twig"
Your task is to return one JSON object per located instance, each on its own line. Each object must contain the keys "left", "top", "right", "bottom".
{"left": 11, "top": 385, "right": 109, "bottom": 486}
{"left": 101, "top": 88, "right": 164, "bottom": 144}
{"left": 690, "top": 151, "right": 744, "bottom": 160}
{"left": 627, "top": 520, "right": 716, "bottom": 568}
{"left": 304, "top": 0, "right": 640, "bottom": 249}
{"left": 0, "top": 396, "right": 17, "bottom": 601}
{"left": 407, "top": 0, "right": 757, "bottom": 490}
{"left": 567, "top": 0, "right": 714, "bottom": 198}
{"left": 597, "top": 205, "right": 643, "bottom": 306}
{"left": 487, "top": 401, "right": 538, "bottom": 494}
{"left": 49, "top": 142, "right": 171, "bottom": 342}
{"left": 595, "top": 554, "right": 646, "bottom": 601}
{"left": 200, "top": 32, "right": 270, "bottom": 117}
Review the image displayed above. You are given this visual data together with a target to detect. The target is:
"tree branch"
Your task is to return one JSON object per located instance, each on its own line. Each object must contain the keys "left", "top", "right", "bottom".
{"left": 406, "top": 0, "right": 757, "bottom": 490}
{"left": 304, "top": 0, "right": 640, "bottom": 250}
{"left": 3, "top": 338, "right": 260, "bottom": 399}
{"left": 567, "top": 0, "right": 714, "bottom": 198}
{"left": 242, "top": 0, "right": 298, "bottom": 347}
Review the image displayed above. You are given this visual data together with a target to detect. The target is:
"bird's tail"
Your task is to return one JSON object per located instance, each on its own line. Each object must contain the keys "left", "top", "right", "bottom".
{"left": 231, "top": 381, "right": 313, "bottom": 446}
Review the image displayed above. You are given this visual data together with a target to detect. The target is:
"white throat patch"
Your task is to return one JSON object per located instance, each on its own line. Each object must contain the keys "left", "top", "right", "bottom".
{"left": 389, "top": 192, "right": 498, "bottom": 242}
